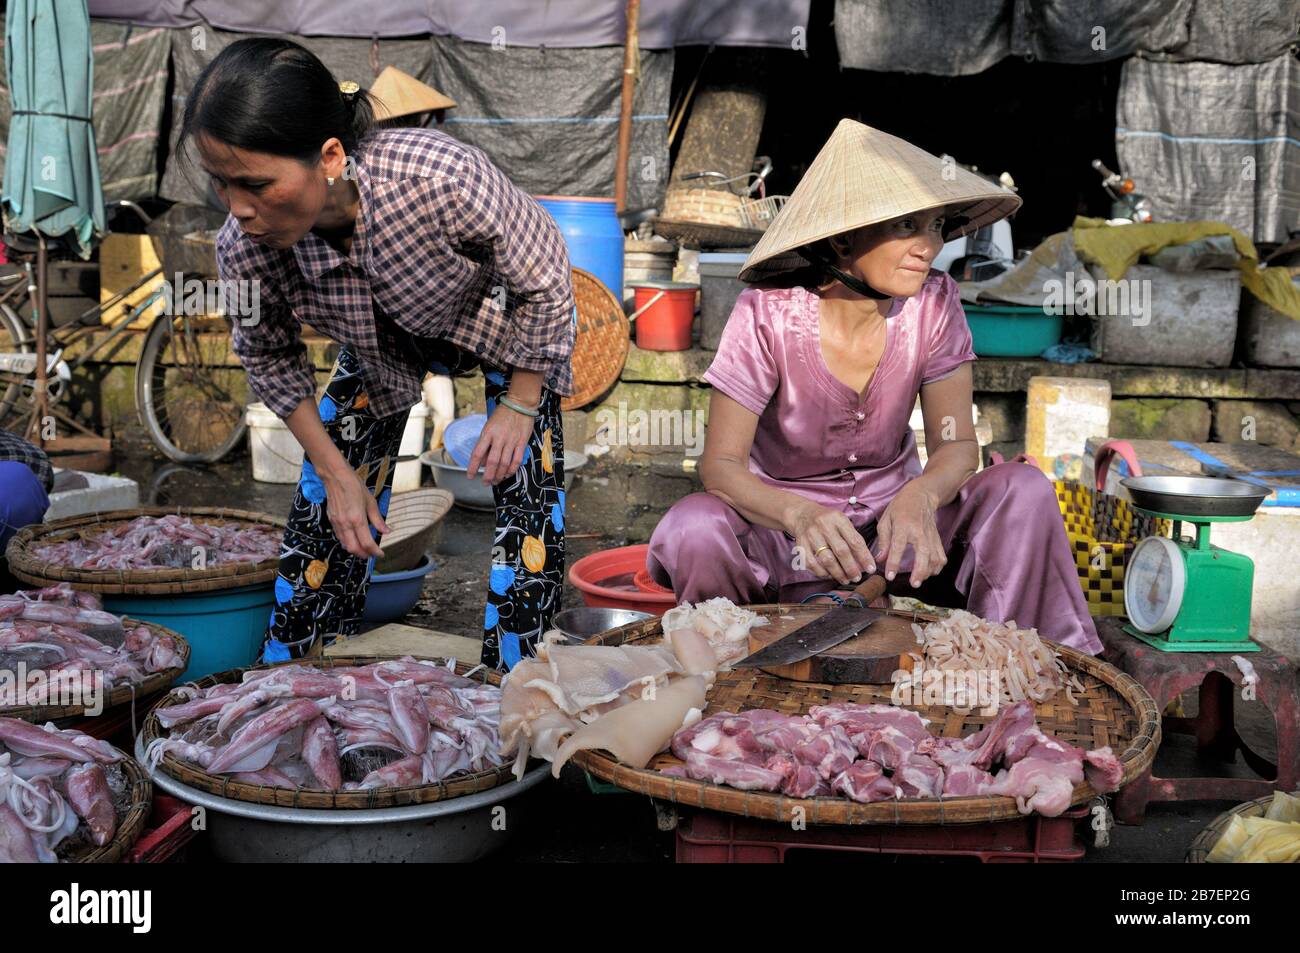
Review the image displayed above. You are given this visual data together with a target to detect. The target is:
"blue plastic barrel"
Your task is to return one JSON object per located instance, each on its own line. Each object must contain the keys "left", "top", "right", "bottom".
{"left": 104, "top": 584, "right": 275, "bottom": 681}
{"left": 536, "top": 196, "right": 623, "bottom": 300}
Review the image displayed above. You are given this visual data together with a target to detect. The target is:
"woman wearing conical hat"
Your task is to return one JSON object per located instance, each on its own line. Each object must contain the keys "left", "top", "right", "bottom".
{"left": 648, "top": 120, "right": 1101, "bottom": 654}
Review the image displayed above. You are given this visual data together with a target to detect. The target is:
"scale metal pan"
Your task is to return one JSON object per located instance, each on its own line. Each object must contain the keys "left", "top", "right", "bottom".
{"left": 1120, "top": 475, "right": 1270, "bottom": 518}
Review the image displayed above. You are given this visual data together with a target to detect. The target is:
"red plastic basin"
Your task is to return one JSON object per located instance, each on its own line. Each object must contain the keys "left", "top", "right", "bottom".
{"left": 568, "top": 544, "right": 677, "bottom": 616}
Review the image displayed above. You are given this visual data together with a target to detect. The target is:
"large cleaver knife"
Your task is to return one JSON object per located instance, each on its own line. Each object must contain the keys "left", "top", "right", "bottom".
{"left": 732, "top": 572, "right": 889, "bottom": 671}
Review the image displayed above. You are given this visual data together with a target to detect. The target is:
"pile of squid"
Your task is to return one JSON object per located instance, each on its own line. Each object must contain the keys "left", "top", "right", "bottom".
{"left": 500, "top": 600, "right": 770, "bottom": 781}
{"left": 145, "top": 658, "right": 506, "bottom": 791}
{"left": 0, "top": 585, "right": 181, "bottom": 693}
{"left": 29, "top": 514, "right": 280, "bottom": 571}
{"left": 0, "top": 718, "right": 126, "bottom": 863}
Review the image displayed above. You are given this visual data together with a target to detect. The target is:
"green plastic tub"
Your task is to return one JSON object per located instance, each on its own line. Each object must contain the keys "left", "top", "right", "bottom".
{"left": 962, "top": 303, "right": 1063, "bottom": 357}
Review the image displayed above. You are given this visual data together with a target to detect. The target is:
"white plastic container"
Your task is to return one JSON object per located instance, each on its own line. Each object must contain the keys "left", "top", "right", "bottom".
{"left": 45, "top": 470, "right": 140, "bottom": 520}
{"left": 394, "top": 402, "right": 428, "bottom": 492}
{"left": 247, "top": 402, "right": 305, "bottom": 484}
{"left": 247, "top": 402, "right": 428, "bottom": 488}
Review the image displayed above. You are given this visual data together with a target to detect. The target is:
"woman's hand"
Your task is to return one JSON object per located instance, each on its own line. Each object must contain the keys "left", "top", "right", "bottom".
{"left": 876, "top": 481, "right": 946, "bottom": 588}
{"left": 321, "top": 463, "right": 389, "bottom": 559}
{"left": 468, "top": 402, "right": 534, "bottom": 485}
{"left": 783, "top": 499, "right": 875, "bottom": 587}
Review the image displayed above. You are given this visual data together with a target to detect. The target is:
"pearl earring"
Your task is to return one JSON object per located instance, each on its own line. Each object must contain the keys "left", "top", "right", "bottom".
{"left": 327, "top": 177, "right": 335, "bottom": 186}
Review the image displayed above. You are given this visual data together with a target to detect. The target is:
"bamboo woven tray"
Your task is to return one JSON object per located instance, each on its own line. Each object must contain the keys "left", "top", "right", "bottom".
{"left": 72, "top": 744, "right": 152, "bottom": 864}
{"left": 564, "top": 267, "right": 629, "bottom": 412}
{"left": 1184, "top": 790, "right": 1300, "bottom": 863}
{"left": 571, "top": 604, "right": 1161, "bottom": 826}
{"left": 140, "top": 655, "right": 513, "bottom": 810}
{"left": 6, "top": 506, "right": 285, "bottom": 595}
{"left": 1, "top": 620, "right": 190, "bottom": 723}
{"left": 653, "top": 218, "right": 764, "bottom": 249}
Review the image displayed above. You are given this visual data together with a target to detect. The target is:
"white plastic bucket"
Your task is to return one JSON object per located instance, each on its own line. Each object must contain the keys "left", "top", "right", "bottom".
{"left": 394, "top": 402, "right": 428, "bottom": 492}
{"left": 246, "top": 402, "right": 429, "bottom": 488}
{"left": 246, "top": 402, "right": 304, "bottom": 484}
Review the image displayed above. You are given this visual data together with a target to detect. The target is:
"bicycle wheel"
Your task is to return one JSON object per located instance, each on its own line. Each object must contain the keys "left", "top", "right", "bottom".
{"left": 0, "top": 302, "right": 33, "bottom": 424}
{"left": 137, "top": 311, "right": 248, "bottom": 463}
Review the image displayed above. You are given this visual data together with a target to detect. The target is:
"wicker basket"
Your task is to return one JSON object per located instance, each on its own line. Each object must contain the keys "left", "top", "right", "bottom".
{"left": 140, "top": 655, "right": 514, "bottom": 810}
{"left": 570, "top": 604, "right": 1161, "bottom": 826}
{"left": 653, "top": 218, "right": 765, "bottom": 250}
{"left": 1055, "top": 480, "right": 1171, "bottom": 617}
{"left": 661, "top": 187, "right": 747, "bottom": 228}
{"left": 63, "top": 744, "right": 153, "bottom": 863}
{"left": 5, "top": 506, "right": 285, "bottom": 595}
{"left": 564, "top": 268, "right": 629, "bottom": 412}
{"left": 1184, "top": 790, "right": 1300, "bottom": 862}
{"left": 0, "top": 620, "right": 190, "bottom": 723}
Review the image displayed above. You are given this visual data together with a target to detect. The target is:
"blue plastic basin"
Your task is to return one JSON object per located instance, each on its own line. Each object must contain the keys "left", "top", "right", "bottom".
{"left": 104, "top": 583, "right": 275, "bottom": 681}
{"left": 362, "top": 553, "right": 437, "bottom": 624}
{"left": 962, "top": 303, "right": 1064, "bottom": 357}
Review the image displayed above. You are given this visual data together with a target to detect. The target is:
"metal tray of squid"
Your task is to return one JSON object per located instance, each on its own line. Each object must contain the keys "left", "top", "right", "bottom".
{"left": 135, "top": 735, "right": 550, "bottom": 862}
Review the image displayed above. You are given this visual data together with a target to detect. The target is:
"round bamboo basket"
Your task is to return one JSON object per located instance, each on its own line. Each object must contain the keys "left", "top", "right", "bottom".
{"left": 652, "top": 218, "right": 765, "bottom": 250}
{"left": 1184, "top": 791, "right": 1299, "bottom": 863}
{"left": 6, "top": 506, "right": 285, "bottom": 595}
{"left": 140, "top": 655, "right": 514, "bottom": 810}
{"left": 564, "top": 267, "right": 629, "bottom": 411}
{"left": 661, "top": 187, "right": 747, "bottom": 227}
{"left": 570, "top": 604, "right": 1161, "bottom": 826}
{"left": 72, "top": 754, "right": 152, "bottom": 863}
{"left": 1, "top": 620, "right": 190, "bottom": 723}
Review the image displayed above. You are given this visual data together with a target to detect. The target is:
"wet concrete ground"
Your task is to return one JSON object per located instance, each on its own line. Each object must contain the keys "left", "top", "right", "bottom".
{"left": 110, "top": 449, "right": 1283, "bottom": 863}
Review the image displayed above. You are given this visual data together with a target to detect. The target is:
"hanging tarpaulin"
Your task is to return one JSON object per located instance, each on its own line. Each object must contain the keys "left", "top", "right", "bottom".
{"left": 2, "top": 0, "right": 105, "bottom": 258}
{"left": 835, "top": 0, "right": 1013, "bottom": 77}
{"left": 1116, "top": 53, "right": 1300, "bottom": 245}
{"left": 1009, "top": 0, "right": 1191, "bottom": 64}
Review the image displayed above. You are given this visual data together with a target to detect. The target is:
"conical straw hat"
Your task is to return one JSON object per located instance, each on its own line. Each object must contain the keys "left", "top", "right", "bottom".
{"left": 369, "top": 66, "right": 456, "bottom": 121}
{"left": 740, "top": 119, "right": 1021, "bottom": 283}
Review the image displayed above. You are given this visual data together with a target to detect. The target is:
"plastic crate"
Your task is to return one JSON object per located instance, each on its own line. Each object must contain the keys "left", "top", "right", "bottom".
{"left": 675, "top": 804, "right": 1088, "bottom": 863}
{"left": 128, "top": 795, "right": 201, "bottom": 863}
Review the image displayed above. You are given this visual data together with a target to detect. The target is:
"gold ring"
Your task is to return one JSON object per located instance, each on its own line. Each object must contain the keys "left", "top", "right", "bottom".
{"left": 814, "top": 545, "right": 831, "bottom": 556}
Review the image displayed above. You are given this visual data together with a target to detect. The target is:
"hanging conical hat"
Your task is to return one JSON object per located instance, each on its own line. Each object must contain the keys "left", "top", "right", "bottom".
{"left": 740, "top": 119, "right": 1021, "bottom": 283}
{"left": 369, "top": 66, "right": 456, "bottom": 121}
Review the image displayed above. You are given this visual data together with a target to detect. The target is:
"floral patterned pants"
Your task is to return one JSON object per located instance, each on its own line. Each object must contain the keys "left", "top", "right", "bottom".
{"left": 262, "top": 344, "right": 565, "bottom": 670}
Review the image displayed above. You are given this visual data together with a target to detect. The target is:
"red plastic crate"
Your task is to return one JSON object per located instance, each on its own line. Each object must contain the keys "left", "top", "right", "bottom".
{"left": 675, "top": 804, "right": 1088, "bottom": 863}
{"left": 128, "top": 794, "right": 202, "bottom": 863}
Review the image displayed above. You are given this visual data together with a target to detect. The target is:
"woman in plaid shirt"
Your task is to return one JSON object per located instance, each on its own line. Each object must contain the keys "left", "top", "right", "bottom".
{"left": 189, "top": 39, "right": 574, "bottom": 669}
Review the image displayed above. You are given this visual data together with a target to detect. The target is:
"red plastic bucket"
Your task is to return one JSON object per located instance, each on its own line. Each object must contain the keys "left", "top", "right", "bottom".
{"left": 568, "top": 543, "right": 677, "bottom": 616}
{"left": 632, "top": 281, "right": 696, "bottom": 351}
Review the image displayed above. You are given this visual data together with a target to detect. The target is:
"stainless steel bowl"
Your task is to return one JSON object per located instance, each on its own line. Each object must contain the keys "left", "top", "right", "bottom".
{"left": 553, "top": 606, "right": 654, "bottom": 643}
{"left": 1120, "top": 475, "right": 1270, "bottom": 518}
{"left": 136, "top": 735, "right": 550, "bottom": 862}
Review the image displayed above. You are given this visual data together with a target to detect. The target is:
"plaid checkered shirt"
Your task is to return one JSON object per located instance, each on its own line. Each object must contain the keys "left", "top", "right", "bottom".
{"left": 0, "top": 428, "right": 53, "bottom": 492}
{"left": 217, "top": 128, "right": 575, "bottom": 419}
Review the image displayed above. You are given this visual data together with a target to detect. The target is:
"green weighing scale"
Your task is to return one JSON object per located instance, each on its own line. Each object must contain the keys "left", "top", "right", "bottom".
{"left": 1119, "top": 475, "right": 1269, "bottom": 653}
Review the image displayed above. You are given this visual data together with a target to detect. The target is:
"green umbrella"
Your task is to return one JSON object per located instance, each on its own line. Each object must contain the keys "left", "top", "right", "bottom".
{"left": 2, "top": 0, "right": 104, "bottom": 259}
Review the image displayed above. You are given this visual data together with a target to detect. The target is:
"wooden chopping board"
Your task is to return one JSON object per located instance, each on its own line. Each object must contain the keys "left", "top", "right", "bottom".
{"left": 745, "top": 607, "right": 923, "bottom": 684}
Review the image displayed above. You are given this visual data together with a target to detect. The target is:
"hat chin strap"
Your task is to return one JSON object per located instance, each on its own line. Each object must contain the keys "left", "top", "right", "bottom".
{"left": 802, "top": 248, "right": 890, "bottom": 300}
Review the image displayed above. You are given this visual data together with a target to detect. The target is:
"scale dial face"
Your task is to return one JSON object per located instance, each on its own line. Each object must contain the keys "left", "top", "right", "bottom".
{"left": 1125, "top": 536, "right": 1186, "bottom": 634}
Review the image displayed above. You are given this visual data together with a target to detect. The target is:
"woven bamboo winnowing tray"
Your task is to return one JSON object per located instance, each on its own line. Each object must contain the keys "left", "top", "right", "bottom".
{"left": 140, "top": 656, "right": 513, "bottom": 810}
{"left": 564, "top": 267, "right": 628, "bottom": 411}
{"left": 6, "top": 506, "right": 285, "bottom": 595}
{"left": 1184, "top": 791, "right": 1300, "bottom": 863}
{"left": 570, "top": 604, "right": 1161, "bottom": 827}
{"left": 1, "top": 620, "right": 190, "bottom": 723}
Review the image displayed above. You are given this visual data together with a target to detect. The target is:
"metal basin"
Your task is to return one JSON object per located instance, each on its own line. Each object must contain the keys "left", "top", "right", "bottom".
{"left": 553, "top": 606, "right": 653, "bottom": 643}
{"left": 135, "top": 735, "right": 550, "bottom": 862}
{"left": 422, "top": 448, "right": 587, "bottom": 511}
{"left": 1120, "top": 475, "right": 1270, "bottom": 518}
